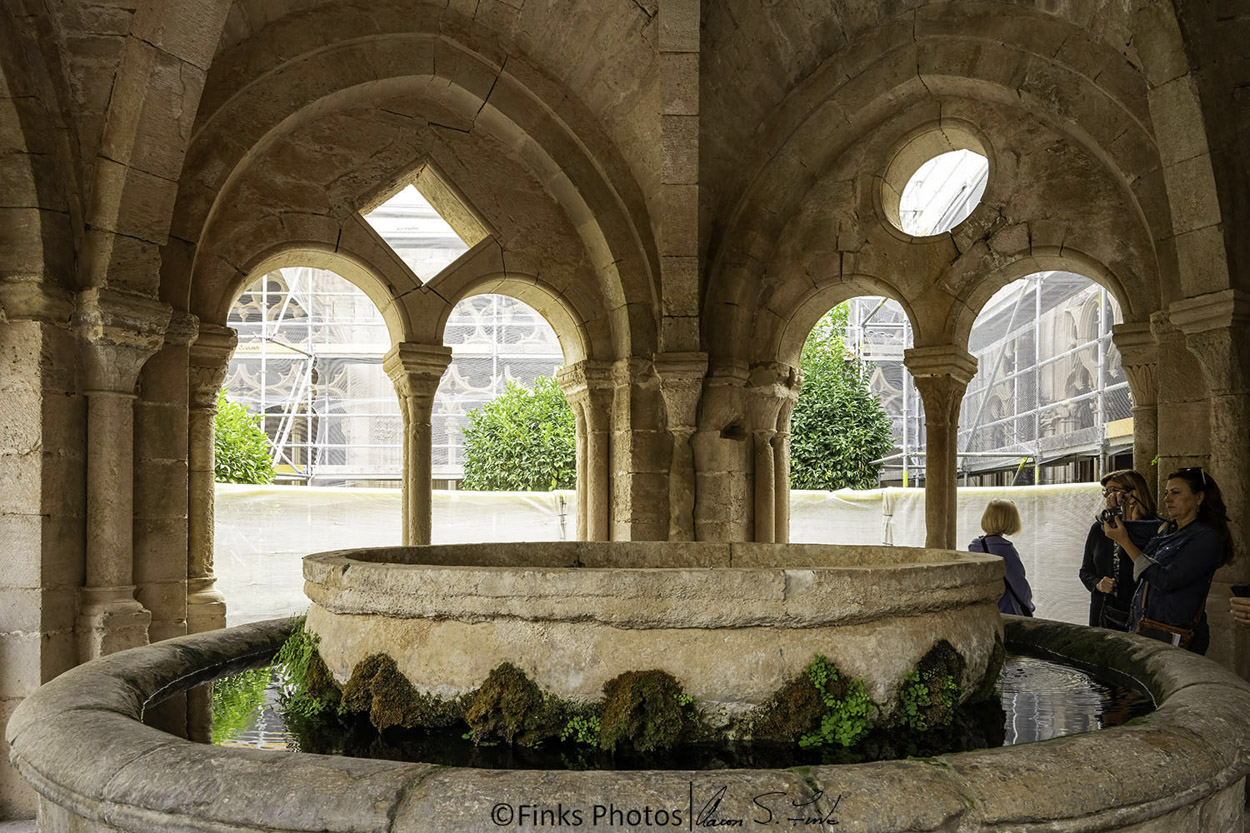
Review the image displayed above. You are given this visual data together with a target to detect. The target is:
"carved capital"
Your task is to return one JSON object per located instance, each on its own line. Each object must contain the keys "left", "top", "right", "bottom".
{"left": 75, "top": 288, "right": 172, "bottom": 394}
{"left": 1111, "top": 321, "right": 1157, "bottom": 407}
{"left": 1168, "top": 289, "right": 1250, "bottom": 336}
{"left": 164, "top": 310, "right": 200, "bottom": 347}
{"left": 1169, "top": 291, "right": 1250, "bottom": 396}
{"left": 746, "top": 361, "right": 801, "bottom": 432}
{"left": 654, "top": 351, "right": 708, "bottom": 433}
{"left": 383, "top": 342, "right": 453, "bottom": 405}
{"left": 556, "top": 360, "right": 614, "bottom": 403}
{"left": 189, "top": 323, "right": 239, "bottom": 410}
{"left": 903, "top": 344, "right": 977, "bottom": 386}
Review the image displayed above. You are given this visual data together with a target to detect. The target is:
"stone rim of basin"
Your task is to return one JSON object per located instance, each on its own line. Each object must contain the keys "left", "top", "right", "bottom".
{"left": 9, "top": 618, "right": 1250, "bottom": 832}
{"left": 302, "top": 543, "right": 1005, "bottom": 628}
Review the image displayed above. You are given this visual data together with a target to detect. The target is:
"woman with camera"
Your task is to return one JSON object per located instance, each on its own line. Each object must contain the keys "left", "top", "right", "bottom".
{"left": 1078, "top": 469, "right": 1159, "bottom": 631}
{"left": 1103, "top": 467, "right": 1233, "bottom": 654}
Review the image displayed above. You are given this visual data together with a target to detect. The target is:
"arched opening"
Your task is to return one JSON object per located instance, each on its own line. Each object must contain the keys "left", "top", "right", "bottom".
{"left": 961, "top": 271, "right": 1128, "bottom": 488}
{"left": 787, "top": 295, "right": 919, "bottom": 546}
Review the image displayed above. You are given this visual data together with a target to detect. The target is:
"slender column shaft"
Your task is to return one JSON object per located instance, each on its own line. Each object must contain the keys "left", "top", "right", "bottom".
{"left": 384, "top": 343, "right": 452, "bottom": 547}
{"left": 753, "top": 430, "right": 776, "bottom": 543}
{"left": 409, "top": 395, "right": 436, "bottom": 545}
{"left": 573, "top": 403, "right": 589, "bottom": 541}
{"left": 86, "top": 392, "right": 138, "bottom": 588}
{"left": 905, "top": 346, "right": 976, "bottom": 551}
{"left": 772, "top": 432, "right": 790, "bottom": 544}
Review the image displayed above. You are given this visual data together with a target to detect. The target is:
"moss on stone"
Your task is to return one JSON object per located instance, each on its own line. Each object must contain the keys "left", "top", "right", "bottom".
{"left": 749, "top": 674, "right": 826, "bottom": 742}
{"left": 339, "top": 653, "right": 465, "bottom": 732}
{"left": 970, "top": 634, "right": 1006, "bottom": 703}
{"left": 897, "top": 641, "right": 966, "bottom": 732}
{"left": 464, "top": 662, "right": 554, "bottom": 746}
{"left": 599, "top": 670, "right": 693, "bottom": 753}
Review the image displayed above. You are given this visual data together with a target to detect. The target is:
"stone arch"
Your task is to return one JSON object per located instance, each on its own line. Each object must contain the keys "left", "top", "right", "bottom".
{"left": 0, "top": 4, "right": 74, "bottom": 293}
{"left": 948, "top": 250, "right": 1133, "bottom": 352}
{"left": 430, "top": 273, "right": 596, "bottom": 367}
{"left": 705, "top": 3, "right": 1165, "bottom": 366}
{"left": 78, "top": 0, "right": 233, "bottom": 290}
{"left": 175, "top": 26, "right": 657, "bottom": 359}
{"left": 229, "top": 245, "right": 415, "bottom": 349}
{"left": 766, "top": 277, "right": 918, "bottom": 370}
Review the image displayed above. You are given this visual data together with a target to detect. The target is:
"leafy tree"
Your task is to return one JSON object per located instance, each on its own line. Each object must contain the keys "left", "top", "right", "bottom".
{"left": 789, "top": 304, "right": 895, "bottom": 490}
{"left": 461, "top": 376, "right": 576, "bottom": 491}
{"left": 214, "top": 390, "right": 277, "bottom": 484}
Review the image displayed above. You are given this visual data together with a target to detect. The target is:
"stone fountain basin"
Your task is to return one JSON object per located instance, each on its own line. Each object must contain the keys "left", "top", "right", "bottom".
{"left": 303, "top": 542, "right": 1004, "bottom": 714}
{"left": 8, "top": 618, "right": 1250, "bottom": 832}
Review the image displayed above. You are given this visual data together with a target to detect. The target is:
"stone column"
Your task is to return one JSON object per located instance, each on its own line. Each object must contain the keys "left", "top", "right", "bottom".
{"left": 1112, "top": 322, "right": 1158, "bottom": 480}
{"left": 654, "top": 352, "right": 708, "bottom": 541}
{"left": 1170, "top": 290, "right": 1250, "bottom": 680}
{"left": 746, "top": 363, "right": 800, "bottom": 543}
{"left": 772, "top": 369, "right": 802, "bottom": 544}
{"left": 184, "top": 323, "right": 238, "bottom": 744}
{"left": 75, "top": 288, "right": 171, "bottom": 661}
{"left": 692, "top": 361, "right": 751, "bottom": 542}
{"left": 186, "top": 323, "right": 238, "bottom": 636}
{"left": 557, "top": 361, "right": 614, "bottom": 540}
{"left": 904, "top": 345, "right": 977, "bottom": 550}
{"left": 384, "top": 343, "right": 452, "bottom": 546}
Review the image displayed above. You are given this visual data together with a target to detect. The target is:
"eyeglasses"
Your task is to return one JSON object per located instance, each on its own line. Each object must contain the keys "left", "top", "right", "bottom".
{"left": 1178, "top": 466, "right": 1209, "bottom": 486}
{"left": 1101, "top": 487, "right": 1126, "bottom": 497}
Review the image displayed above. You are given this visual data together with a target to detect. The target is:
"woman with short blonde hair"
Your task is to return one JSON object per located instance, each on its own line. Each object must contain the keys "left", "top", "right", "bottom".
{"left": 970, "top": 499, "right": 1034, "bottom": 616}
{"left": 980, "top": 499, "right": 1021, "bottom": 537}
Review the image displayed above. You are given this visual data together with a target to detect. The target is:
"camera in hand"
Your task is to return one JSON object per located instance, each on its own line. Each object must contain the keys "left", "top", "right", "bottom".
{"left": 1098, "top": 504, "right": 1125, "bottom": 525}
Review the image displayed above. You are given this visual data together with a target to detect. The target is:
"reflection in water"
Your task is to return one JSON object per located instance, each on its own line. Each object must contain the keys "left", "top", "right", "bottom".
{"left": 998, "top": 654, "right": 1151, "bottom": 745}
{"left": 211, "top": 652, "right": 1152, "bottom": 764}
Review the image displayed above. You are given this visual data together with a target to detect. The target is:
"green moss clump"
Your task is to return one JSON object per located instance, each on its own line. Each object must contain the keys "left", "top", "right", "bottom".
{"left": 749, "top": 674, "right": 827, "bottom": 742}
{"left": 897, "top": 641, "right": 966, "bottom": 732}
{"left": 340, "top": 653, "right": 465, "bottom": 731}
{"left": 464, "top": 663, "right": 555, "bottom": 746}
{"left": 274, "top": 616, "right": 340, "bottom": 717}
{"left": 599, "top": 670, "right": 696, "bottom": 753}
{"left": 796, "top": 655, "right": 874, "bottom": 748}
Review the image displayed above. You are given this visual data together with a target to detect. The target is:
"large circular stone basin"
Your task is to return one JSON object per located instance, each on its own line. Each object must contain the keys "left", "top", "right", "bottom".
{"left": 304, "top": 542, "right": 1004, "bottom": 718}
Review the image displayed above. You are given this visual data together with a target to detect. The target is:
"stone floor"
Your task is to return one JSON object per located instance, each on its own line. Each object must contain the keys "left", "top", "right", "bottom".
{"left": 0, "top": 821, "right": 34, "bottom": 832}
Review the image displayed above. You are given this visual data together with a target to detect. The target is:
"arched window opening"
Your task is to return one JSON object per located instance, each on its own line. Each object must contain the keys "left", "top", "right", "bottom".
{"left": 225, "top": 267, "right": 396, "bottom": 486}
{"left": 961, "top": 271, "right": 1130, "bottom": 486}
{"left": 438, "top": 294, "right": 565, "bottom": 488}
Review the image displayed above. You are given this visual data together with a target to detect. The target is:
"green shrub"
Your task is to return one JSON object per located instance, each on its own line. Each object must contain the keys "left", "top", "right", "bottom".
{"left": 214, "top": 391, "right": 276, "bottom": 484}
{"left": 790, "top": 305, "right": 895, "bottom": 490}
{"left": 461, "top": 376, "right": 576, "bottom": 491}
{"left": 210, "top": 667, "right": 270, "bottom": 744}
{"left": 798, "top": 655, "right": 874, "bottom": 748}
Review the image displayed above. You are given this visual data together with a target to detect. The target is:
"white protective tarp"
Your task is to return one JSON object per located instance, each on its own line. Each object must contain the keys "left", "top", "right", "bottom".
{"left": 217, "top": 483, "right": 1105, "bottom": 626}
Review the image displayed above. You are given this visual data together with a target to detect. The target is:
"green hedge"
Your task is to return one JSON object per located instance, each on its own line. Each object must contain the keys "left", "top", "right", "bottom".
{"left": 214, "top": 391, "right": 276, "bottom": 485}
{"left": 461, "top": 376, "right": 575, "bottom": 491}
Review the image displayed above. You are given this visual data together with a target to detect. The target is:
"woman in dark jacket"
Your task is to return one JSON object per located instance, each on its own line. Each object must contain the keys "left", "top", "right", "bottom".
{"left": 1104, "top": 467, "right": 1233, "bottom": 655}
{"left": 970, "top": 498, "right": 1035, "bottom": 616}
{"left": 1078, "top": 469, "right": 1159, "bottom": 630}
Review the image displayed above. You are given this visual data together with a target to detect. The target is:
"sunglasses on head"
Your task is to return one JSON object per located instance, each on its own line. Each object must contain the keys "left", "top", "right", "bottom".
{"left": 1178, "top": 466, "right": 1209, "bottom": 486}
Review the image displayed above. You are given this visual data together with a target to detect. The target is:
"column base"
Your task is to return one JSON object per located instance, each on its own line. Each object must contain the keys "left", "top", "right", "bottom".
{"left": 76, "top": 588, "right": 151, "bottom": 661}
{"left": 187, "top": 578, "right": 227, "bottom": 634}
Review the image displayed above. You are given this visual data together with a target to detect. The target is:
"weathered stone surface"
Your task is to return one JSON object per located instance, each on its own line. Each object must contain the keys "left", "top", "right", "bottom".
{"left": 8, "top": 619, "right": 1250, "bottom": 832}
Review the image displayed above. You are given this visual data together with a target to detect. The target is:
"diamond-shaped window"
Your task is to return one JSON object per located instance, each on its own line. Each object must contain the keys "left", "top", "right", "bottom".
{"left": 362, "top": 168, "right": 489, "bottom": 281}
